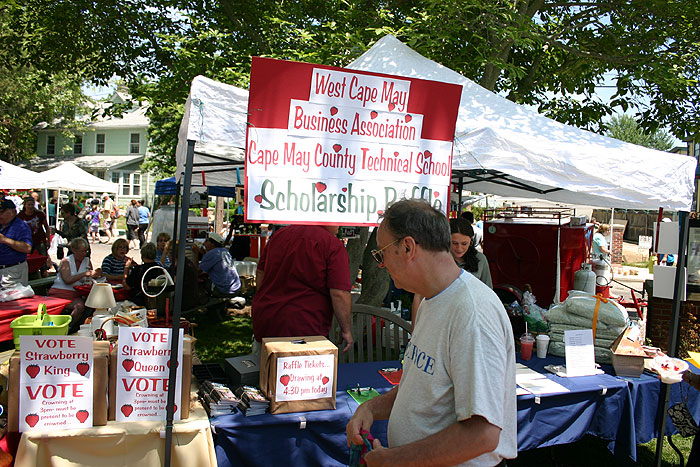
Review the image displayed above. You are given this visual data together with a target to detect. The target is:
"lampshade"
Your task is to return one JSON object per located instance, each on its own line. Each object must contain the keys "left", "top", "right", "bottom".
{"left": 85, "top": 283, "right": 116, "bottom": 310}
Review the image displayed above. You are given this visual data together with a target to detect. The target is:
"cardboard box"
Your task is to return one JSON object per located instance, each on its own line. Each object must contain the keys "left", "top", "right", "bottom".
{"left": 108, "top": 335, "right": 193, "bottom": 420}
{"left": 610, "top": 326, "right": 646, "bottom": 377}
{"left": 260, "top": 336, "right": 337, "bottom": 414}
{"left": 8, "top": 340, "right": 110, "bottom": 432}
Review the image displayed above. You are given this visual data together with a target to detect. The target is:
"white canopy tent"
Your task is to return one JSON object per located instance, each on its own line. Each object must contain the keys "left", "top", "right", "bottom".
{"left": 42, "top": 162, "right": 119, "bottom": 194}
{"left": 0, "top": 161, "right": 46, "bottom": 190}
{"left": 175, "top": 36, "right": 696, "bottom": 212}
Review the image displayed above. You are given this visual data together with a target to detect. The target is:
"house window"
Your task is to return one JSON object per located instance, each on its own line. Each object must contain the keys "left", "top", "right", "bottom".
{"left": 111, "top": 172, "right": 120, "bottom": 185}
{"left": 47, "top": 135, "right": 55, "bottom": 155}
{"left": 96, "top": 134, "right": 105, "bottom": 153}
{"left": 122, "top": 173, "right": 130, "bottom": 196}
{"left": 74, "top": 135, "right": 82, "bottom": 154}
{"left": 132, "top": 173, "right": 141, "bottom": 196}
{"left": 695, "top": 141, "right": 700, "bottom": 159}
{"left": 96, "top": 170, "right": 105, "bottom": 180}
{"left": 130, "top": 133, "right": 140, "bottom": 154}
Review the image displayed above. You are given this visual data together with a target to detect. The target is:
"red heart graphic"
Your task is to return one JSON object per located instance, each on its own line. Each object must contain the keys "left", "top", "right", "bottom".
{"left": 315, "top": 182, "right": 327, "bottom": 193}
{"left": 342, "top": 187, "right": 347, "bottom": 192}
{"left": 25, "top": 413, "right": 39, "bottom": 428}
{"left": 76, "top": 362, "right": 89, "bottom": 376}
{"left": 26, "top": 364, "right": 40, "bottom": 379}
{"left": 377, "top": 210, "right": 384, "bottom": 216}
{"left": 434, "top": 191, "right": 440, "bottom": 198}
{"left": 405, "top": 114, "right": 412, "bottom": 122}
{"left": 76, "top": 410, "right": 89, "bottom": 423}
{"left": 424, "top": 150, "right": 432, "bottom": 158}
{"left": 121, "top": 404, "right": 134, "bottom": 417}
{"left": 254, "top": 195, "right": 263, "bottom": 204}
{"left": 393, "top": 151, "right": 399, "bottom": 157}
{"left": 166, "top": 360, "right": 179, "bottom": 369}
{"left": 280, "top": 374, "right": 290, "bottom": 386}
{"left": 370, "top": 111, "right": 378, "bottom": 119}
{"left": 333, "top": 144, "right": 342, "bottom": 153}
{"left": 388, "top": 102, "right": 396, "bottom": 111}
{"left": 122, "top": 359, "right": 134, "bottom": 372}
{"left": 322, "top": 376, "right": 329, "bottom": 385}
{"left": 330, "top": 106, "right": 338, "bottom": 116}
{"left": 174, "top": 404, "right": 178, "bottom": 413}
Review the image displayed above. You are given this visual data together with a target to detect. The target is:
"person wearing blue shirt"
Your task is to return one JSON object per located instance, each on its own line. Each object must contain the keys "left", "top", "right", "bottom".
{"left": 0, "top": 199, "right": 32, "bottom": 289}
{"left": 194, "top": 232, "right": 241, "bottom": 296}
{"left": 137, "top": 200, "right": 150, "bottom": 248}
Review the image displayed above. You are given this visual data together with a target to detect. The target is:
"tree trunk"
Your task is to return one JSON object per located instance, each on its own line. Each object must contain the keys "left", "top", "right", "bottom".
{"left": 346, "top": 227, "right": 369, "bottom": 287}
{"left": 356, "top": 228, "right": 390, "bottom": 306}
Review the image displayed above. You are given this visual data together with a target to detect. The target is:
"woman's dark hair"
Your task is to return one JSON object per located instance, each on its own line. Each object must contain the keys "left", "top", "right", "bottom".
{"left": 449, "top": 218, "right": 479, "bottom": 273}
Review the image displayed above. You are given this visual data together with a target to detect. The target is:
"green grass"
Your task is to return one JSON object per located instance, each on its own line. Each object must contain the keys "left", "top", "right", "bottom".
{"left": 190, "top": 310, "right": 695, "bottom": 465}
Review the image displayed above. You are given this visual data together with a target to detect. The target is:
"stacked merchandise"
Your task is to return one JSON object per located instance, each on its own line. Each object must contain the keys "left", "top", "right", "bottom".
{"left": 544, "top": 291, "right": 629, "bottom": 364}
{"left": 199, "top": 381, "right": 241, "bottom": 417}
{"left": 235, "top": 385, "right": 270, "bottom": 416}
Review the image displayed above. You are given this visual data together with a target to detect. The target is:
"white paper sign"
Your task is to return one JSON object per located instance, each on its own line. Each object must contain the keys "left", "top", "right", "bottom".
{"left": 564, "top": 329, "right": 597, "bottom": 377}
{"left": 653, "top": 264, "right": 687, "bottom": 300}
{"left": 275, "top": 354, "right": 335, "bottom": 401}
{"left": 115, "top": 327, "right": 183, "bottom": 421}
{"left": 19, "top": 335, "right": 93, "bottom": 431}
{"left": 653, "top": 221, "right": 679, "bottom": 254}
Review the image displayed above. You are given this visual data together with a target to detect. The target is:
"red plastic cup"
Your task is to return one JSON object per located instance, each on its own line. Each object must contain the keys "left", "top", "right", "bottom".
{"left": 520, "top": 334, "right": 535, "bottom": 361}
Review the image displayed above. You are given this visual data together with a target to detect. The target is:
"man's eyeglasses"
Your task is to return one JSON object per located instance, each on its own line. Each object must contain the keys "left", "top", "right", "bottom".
{"left": 371, "top": 237, "right": 403, "bottom": 264}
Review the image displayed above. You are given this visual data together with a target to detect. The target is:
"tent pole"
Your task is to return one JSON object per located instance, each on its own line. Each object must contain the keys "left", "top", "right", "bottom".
{"left": 653, "top": 210, "right": 689, "bottom": 467}
{"left": 164, "top": 140, "right": 195, "bottom": 467}
{"left": 172, "top": 183, "right": 181, "bottom": 243}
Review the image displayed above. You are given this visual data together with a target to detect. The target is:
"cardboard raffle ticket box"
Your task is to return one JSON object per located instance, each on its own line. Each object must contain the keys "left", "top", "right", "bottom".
{"left": 9, "top": 337, "right": 109, "bottom": 432}
{"left": 260, "top": 336, "right": 337, "bottom": 414}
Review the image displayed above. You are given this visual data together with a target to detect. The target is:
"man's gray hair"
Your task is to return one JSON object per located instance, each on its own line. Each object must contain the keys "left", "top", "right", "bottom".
{"left": 69, "top": 237, "right": 89, "bottom": 251}
{"left": 381, "top": 199, "right": 450, "bottom": 252}
{"left": 141, "top": 242, "right": 157, "bottom": 260}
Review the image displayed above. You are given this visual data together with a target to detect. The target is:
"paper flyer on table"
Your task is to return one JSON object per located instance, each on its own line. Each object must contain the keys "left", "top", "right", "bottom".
{"left": 564, "top": 329, "right": 597, "bottom": 376}
{"left": 19, "top": 335, "right": 94, "bottom": 431}
{"left": 115, "top": 327, "right": 183, "bottom": 421}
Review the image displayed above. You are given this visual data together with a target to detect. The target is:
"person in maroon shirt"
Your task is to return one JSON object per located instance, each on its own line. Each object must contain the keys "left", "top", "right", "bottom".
{"left": 251, "top": 224, "right": 353, "bottom": 354}
{"left": 17, "top": 197, "right": 51, "bottom": 276}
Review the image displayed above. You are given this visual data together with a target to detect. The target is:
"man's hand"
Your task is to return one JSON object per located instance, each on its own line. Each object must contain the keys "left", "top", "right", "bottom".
{"left": 363, "top": 439, "right": 388, "bottom": 466}
{"left": 340, "top": 329, "right": 353, "bottom": 353}
{"left": 346, "top": 404, "right": 375, "bottom": 447}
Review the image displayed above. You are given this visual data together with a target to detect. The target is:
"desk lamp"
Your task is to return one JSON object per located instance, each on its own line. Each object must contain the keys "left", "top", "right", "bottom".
{"left": 85, "top": 283, "right": 117, "bottom": 338}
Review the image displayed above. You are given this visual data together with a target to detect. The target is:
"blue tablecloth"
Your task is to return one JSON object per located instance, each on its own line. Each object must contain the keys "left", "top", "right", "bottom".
{"left": 211, "top": 357, "right": 700, "bottom": 466}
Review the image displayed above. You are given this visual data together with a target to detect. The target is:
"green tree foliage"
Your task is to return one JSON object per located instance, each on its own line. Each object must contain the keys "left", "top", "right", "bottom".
{"left": 605, "top": 114, "right": 675, "bottom": 151}
{"left": 2, "top": 1, "right": 699, "bottom": 170}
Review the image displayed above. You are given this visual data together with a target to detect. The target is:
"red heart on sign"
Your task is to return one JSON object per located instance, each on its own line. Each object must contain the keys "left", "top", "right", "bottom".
{"left": 424, "top": 150, "right": 432, "bottom": 158}
{"left": 393, "top": 151, "right": 399, "bottom": 157}
{"left": 76, "top": 410, "right": 89, "bottom": 423}
{"left": 315, "top": 182, "right": 327, "bottom": 193}
{"left": 254, "top": 195, "right": 263, "bottom": 204}
{"left": 377, "top": 210, "right": 384, "bottom": 216}
{"left": 280, "top": 374, "right": 290, "bottom": 386}
{"left": 405, "top": 114, "right": 412, "bottom": 122}
{"left": 388, "top": 102, "right": 396, "bottom": 111}
{"left": 370, "top": 111, "right": 378, "bottom": 119}
{"left": 121, "top": 404, "right": 133, "bottom": 417}
{"left": 330, "top": 106, "right": 338, "bottom": 116}
{"left": 333, "top": 144, "right": 342, "bottom": 153}
{"left": 342, "top": 187, "right": 347, "bottom": 192}
{"left": 76, "top": 362, "right": 89, "bottom": 376}
{"left": 26, "top": 364, "right": 40, "bottom": 379}
{"left": 322, "top": 376, "right": 329, "bottom": 385}
{"left": 122, "top": 359, "right": 134, "bottom": 372}
{"left": 434, "top": 191, "right": 440, "bottom": 198}
{"left": 25, "top": 413, "right": 39, "bottom": 428}
{"left": 166, "top": 360, "right": 178, "bottom": 369}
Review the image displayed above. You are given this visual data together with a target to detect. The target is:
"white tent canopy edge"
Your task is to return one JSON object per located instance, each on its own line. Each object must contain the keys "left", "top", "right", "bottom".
{"left": 175, "top": 35, "right": 697, "bottom": 212}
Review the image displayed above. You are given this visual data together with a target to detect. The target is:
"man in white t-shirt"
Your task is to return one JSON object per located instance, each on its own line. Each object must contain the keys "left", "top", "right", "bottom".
{"left": 346, "top": 199, "right": 516, "bottom": 466}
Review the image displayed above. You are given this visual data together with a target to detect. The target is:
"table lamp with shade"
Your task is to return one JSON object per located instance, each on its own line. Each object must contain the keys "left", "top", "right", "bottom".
{"left": 85, "top": 283, "right": 117, "bottom": 338}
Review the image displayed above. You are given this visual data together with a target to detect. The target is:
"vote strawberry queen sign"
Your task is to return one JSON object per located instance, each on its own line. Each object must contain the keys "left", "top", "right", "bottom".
{"left": 246, "top": 57, "right": 462, "bottom": 225}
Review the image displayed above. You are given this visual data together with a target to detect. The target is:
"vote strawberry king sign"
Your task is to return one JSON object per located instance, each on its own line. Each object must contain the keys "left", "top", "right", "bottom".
{"left": 245, "top": 57, "right": 463, "bottom": 225}
{"left": 19, "top": 335, "right": 94, "bottom": 431}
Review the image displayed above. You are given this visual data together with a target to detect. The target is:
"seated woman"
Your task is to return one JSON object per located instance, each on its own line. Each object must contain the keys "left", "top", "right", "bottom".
{"left": 123, "top": 242, "right": 162, "bottom": 306}
{"left": 411, "top": 217, "right": 493, "bottom": 324}
{"left": 155, "top": 232, "right": 172, "bottom": 268}
{"left": 101, "top": 238, "right": 134, "bottom": 282}
{"left": 165, "top": 240, "right": 201, "bottom": 310}
{"left": 48, "top": 237, "right": 102, "bottom": 329}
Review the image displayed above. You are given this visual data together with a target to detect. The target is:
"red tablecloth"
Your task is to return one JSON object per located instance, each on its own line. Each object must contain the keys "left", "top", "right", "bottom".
{"left": 26, "top": 253, "right": 48, "bottom": 274}
{"left": 73, "top": 283, "right": 131, "bottom": 302}
{"left": 0, "top": 295, "right": 70, "bottom": 342}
